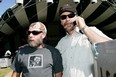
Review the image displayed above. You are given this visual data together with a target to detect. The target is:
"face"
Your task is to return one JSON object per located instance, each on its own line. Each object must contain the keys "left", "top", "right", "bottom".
{"left": 60, "top": 12, "right": 76, "bottom": 32}
{"left": 27, "top": 25, "right": 46, "bottom": 48}
{"left": 34, "top": 57, "right": 41, "bottom": 63}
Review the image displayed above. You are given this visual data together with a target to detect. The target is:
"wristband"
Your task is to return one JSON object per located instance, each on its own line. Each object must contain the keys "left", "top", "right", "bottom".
{"left": 80, "top": 25, "right": 87, "bottom": 33}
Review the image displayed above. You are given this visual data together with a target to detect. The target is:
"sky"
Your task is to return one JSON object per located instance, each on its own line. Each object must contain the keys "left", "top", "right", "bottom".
{"left": 0, "top": 0, "right": 15, "bottom": 16}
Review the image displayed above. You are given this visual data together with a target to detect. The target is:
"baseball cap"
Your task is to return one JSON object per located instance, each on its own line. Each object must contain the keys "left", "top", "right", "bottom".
{"left": 59, "top": 4, "right": 77, "bottom": 15}
{"left": 29, "top": 22, "right": 47, "bottom": 34}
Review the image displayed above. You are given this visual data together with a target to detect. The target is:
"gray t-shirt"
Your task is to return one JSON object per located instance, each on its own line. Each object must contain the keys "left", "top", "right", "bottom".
{"left": 11, "top": 44, "right": 63, "bottom": 77}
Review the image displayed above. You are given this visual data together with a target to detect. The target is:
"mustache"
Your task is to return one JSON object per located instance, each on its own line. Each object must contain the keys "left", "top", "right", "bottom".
{"left": 64, "top": 21, "right": 77, "bottom": 27}
{"left": 64, "top": 22, "right": 72, "bottom": 26}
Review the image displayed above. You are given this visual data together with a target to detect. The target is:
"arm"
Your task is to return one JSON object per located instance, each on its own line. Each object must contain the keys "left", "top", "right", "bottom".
{"left": 11, "top": 50, "right": 22, "bottom": 77}
{"left": 54, "top": 72, "right": 63, "bottom": 77}
{"left": 11, "top": 71, "right": 20, "bottom": 77}
{"left": 81, "top": 25, "right": 111, "bottom": 43}
{"left": 75, "top": 16, "right": 112, "bottom": 43}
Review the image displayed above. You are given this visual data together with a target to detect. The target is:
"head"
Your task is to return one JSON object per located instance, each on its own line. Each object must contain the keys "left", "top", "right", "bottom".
{"left": 34, "top": 56, "right": 41, "bottom": 63}
{"left": 59, "top": 4, "right": 77, "bottom": 33}
{"left": 27, "top": 22, "right": 47, "bottom": 48}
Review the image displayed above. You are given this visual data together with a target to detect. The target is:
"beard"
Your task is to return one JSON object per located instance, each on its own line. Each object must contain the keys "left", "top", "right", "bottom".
{"left": 64, "top": 22, "right": 75, "bottom": 32}
{"left": 28, "top": 38, "right": 43, "bottom": 48}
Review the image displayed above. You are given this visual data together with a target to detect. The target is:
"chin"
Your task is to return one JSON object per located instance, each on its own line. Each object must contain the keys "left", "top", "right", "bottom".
{"left": 29, "top": 43, "right": 35, "bottom": 47}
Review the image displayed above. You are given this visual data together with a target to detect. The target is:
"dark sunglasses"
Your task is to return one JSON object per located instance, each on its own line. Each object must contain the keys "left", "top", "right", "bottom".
{"left": 60, "top": 13, "right": 75, "bottom": 20}
{"left": 27, "top": 31, "right": 42, "bottom": 35}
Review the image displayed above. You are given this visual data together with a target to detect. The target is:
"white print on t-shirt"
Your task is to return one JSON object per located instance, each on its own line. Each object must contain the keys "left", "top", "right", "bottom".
{"left": 28, "top": 54, "right": 43, "bottom": 68}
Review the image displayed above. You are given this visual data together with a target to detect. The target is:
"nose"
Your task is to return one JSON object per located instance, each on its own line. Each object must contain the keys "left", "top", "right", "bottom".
{"left": 28, "top": 33, "right": 34, "bottom": 37}
{"left": 65, "top": 16, "right": 70, "bottom": 20}
{"left": 28, "top": 33, "right": 32, "bottom": 36}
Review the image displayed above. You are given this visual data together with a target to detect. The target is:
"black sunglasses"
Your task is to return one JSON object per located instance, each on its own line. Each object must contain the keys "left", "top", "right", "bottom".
{"left": 27, "top": 31, "right": 42, "bottom": 35}
{"left": 60, "top": 13, "right": 75, "bottom": 20}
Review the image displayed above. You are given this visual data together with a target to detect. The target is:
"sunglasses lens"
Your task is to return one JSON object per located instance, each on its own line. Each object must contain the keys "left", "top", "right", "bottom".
{"left": 60, "top": 13, "right": 75, "bottom": 20}
{"left": 68, "top": 14, "right": 75, "bottom": 18}
{"left": 60, "top": 15, "right": 67, "bottom": 20}
{"left": 27, "top": 31, "right": 42, "bottom": 35}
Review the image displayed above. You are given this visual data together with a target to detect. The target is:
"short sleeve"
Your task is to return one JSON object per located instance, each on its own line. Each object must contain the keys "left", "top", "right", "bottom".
{"left": 46, "top": 45, "right": 63, "bottom": 73}
{"left": 11, "top": 50, "right": 22, "bottom": 73}
{"left": 52, "top": 49, "right": 63, "bottom": 73}
{"left": 90, "top": 27, "right": 112, "bottom": 40}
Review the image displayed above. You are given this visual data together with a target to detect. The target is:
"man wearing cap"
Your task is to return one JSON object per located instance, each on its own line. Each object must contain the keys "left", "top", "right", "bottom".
{"left": 11, "top": 22, "right": 63, "bottom": 77}
{"left": 56, "top": 4, "right": 112, "bottom": 77}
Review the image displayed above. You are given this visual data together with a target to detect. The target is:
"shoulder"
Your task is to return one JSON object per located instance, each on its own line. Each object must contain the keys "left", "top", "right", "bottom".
{"left": 17, "top": 45, "right": 34, "bottom": 54}
{"left": 45, "top": 44, "right": 59, "bottom": 52}
{"left": 44, "top": 44, "right": 61, "bottom": 55}
{"left": 57, "top": 35, "right": 67, "bottom": 44}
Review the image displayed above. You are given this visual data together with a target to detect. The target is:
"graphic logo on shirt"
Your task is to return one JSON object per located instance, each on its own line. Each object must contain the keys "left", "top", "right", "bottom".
{"left": 28, "top": 54, "right": 43, "bottom": 68}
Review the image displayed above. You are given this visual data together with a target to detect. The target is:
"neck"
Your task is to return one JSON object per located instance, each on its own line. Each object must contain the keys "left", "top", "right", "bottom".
{"left": 67, "top": 28, "right": 75, "bottom": 35}
{"left": 37, "top": 43, "right": 44, "bottom": 48}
